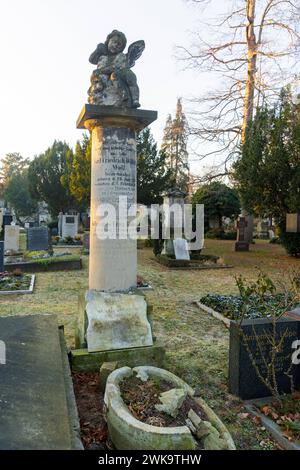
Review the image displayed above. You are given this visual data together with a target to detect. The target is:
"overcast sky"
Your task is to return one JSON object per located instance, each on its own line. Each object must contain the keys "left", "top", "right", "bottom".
{"left": 0, "top": 0, "right": 215, "bottom": 174}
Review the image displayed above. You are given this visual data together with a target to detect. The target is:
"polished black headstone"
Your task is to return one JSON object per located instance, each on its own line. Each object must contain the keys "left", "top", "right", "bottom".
{"left": 27, "top": 226, "right": 49, "bottom": 251}
{"left": 229, "top": 317, "right": 300, "bottom": 399}
{"left": 3, "top": 215, "right": 13, "bottom": 226}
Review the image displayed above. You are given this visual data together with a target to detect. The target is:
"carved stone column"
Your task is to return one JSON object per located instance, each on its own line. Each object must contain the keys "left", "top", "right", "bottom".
{"left": 76, "top": 105, "right": 158, "bottom": 353}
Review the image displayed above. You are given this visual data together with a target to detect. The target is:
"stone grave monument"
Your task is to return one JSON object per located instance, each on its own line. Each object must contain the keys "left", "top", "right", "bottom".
{"left": 161, "top": 188, "right": 187, "bottom": 256}
{"left": 173, "top": 238, "right": 190, "bottom": 261}
{"left": 58, "top": 213, "right": 79, "bottom": 239}
{"left": 229, "top": 317, "right": 300, "bottom": 399}
{"left": 27, "top": 226, "right": 50, "bottom": 251}
{"left": 4, "top": 225, "right": 20, "bottom": 252}
{"left": 73, "top": 30, "right": 164, "bottom": 368}
{"left": 286, "top": 213, "right": 300, "bottom": 233}
{"left": 3, "top": 213, "right": 13, "bottom": 227}
{"left": 234, "top": 216, "right": 249, "bottom": 252}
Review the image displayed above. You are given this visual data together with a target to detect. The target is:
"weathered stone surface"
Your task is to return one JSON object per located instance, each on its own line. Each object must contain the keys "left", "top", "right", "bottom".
{"left": 70, "top": 343, "right": 165, "bottom": 372}
{"left": 203, "top": 429, "right": 227, "bottom": 450}
{"left": 173, "top": 238, "right": 190, "bottom": 261}
{"left": 155, "top": 388, "right": 187, "bottom": 418}
{"left": 27, "top": 226, "right": 49, "bottom": 251}
{"left": 88, "top": 126, "right": 137, "bottom": 292}
{"left": 135, "top": 369, "right": 149, "bottom": 382}
{"left": 87, "top": 30, "right": 144, "bottom": 108}
{"left": 188, "top": 409, "right": 202, "bottom": 429}
{"left": 188, "top": 408, "right": 227, "bottom": 449}
{"left": 59, "top": 213, "right": 79, "bottom": 239}
{"left": 4, "top": 225, "right": 19, "bottom": 252}
{"left": 99, "top": 361, "right": 118, "bottom": 392}
{"left": 85, "top": 290, "right": 153, "bottom": 352}
{"left": 105, "top": 367, "right": 196, "bottom": 450}
{"left": 0, "top": 315, "right": 74, "bottom": 449}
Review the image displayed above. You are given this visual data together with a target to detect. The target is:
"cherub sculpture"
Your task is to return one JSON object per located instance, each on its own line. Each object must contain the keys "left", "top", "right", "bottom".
{"left": 88, "top": 30, "right": 145, "bottom": 108}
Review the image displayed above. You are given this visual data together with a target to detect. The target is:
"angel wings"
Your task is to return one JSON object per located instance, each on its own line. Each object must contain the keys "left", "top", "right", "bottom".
{"left": 127, "top": 40, "right": 145, "bottom": 68}
{"left": 89, "top": 40, "right": 145, "bottom": 69}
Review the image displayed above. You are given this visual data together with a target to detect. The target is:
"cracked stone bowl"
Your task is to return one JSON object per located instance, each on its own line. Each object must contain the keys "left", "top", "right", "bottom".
{"left": 104, "top": 366, "right": 236, "bottom": 450}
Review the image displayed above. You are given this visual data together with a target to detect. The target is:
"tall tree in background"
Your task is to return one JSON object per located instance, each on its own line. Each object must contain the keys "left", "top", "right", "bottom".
{"left": 28, "top": 141, "right": 78, "bottom": 218}
{"left": 180, "top": 0, "right": 300, "bottom": 176}
{"left": 5, "top": 170, "right": 38, "bottom": 225}
{"left": 137, "top": 128, "right": 172, "bottom": 205}
{"left": 161, "top": 98, "right": 190, "bottom": 191}
{"left": 192, "top": 181, "right": 240, "bottom": 230}
{"left": 233, "top": 88, "right": 300, "bottom": 254}
{"left": 0, "top": 153, "right": 29, "bottom": 193}
{"left": 62, "top": 133, "right": 91, "bottom": 210}
{"left": 233, "top": 88, "right": 300, "bottom": 220}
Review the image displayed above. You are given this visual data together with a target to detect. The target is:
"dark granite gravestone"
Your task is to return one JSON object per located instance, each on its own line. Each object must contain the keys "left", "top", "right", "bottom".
{"left": 27, "top": 226, "right": 49, "bottom": 251}
{"left": 83, "top": 232, "right": 90, "bottom": 250}
{"left": 229, "top": 318, "right": 300, "bottom": 399}
{"left": 235, "top": 217, "right": 249, "bottom": 252}
{"left": 0, "top": 241, "right": 3, "bottom": 272}
{"left": 3, "top": 215, "right": 13, "bottom": 227}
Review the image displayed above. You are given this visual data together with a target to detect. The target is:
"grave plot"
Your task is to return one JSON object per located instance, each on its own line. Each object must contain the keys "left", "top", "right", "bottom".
{"left": 0, "top": 271, "right": 35, "bottom": 295}
{"left": 0, "top": 315, "right": 82, "bottom": 450}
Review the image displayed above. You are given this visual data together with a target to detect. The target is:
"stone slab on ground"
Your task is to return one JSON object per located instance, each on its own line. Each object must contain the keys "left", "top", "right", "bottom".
{"left": 70, "top": 342, "right": 165, "bottom": 372}
{"left": 0, "top": 314, "right": 78, "bottom": 450}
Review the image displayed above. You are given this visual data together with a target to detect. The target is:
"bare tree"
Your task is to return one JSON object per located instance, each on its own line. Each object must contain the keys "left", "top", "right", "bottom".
{"left": 179, "top": 0, "right": 300, "bottom": 177}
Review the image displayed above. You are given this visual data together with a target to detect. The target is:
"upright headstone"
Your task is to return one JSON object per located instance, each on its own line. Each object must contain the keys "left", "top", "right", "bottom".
{"left": 83, "top": 232, "right": 90, "bottom": 251}
{"left": 3, "top": 214, "right": 13, "bottom": 227}
{"left": 61, "top": 214, "right": 79, "bottom": 239}
{"left": 27, "top": 226, "right": 49, "bottom": 251}
{"left": 235, "top": 217, "right": 249, "bottom": 252}
{"left": 76, "top": 29, "right": 157, "bottom": 353}
{"left": 286, "top": 213, "right": 300, "bottom": 233}
{"left": 229, "top": 318, "right": 300, "bottom": 399}
{"left": 0, "top": 241, "right": 4, "bottom": 272}
{"left": 161, "top": 188, "right": 187, "bottom": 256}
{"left": 4, "top": 225, "right": 20, "bottom": 252}
{"left": 173, "top": 238, "right": 190, "bottom": 260}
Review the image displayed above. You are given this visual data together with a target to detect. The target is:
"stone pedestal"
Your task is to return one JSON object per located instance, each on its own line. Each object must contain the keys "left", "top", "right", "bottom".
{"left": 81, "top": 290, "right": 153, "bottom": 352}
{"left": 75, "top": 105, "right": 158, "bottom": 357}
{"left": 77, "top": 105, "right": 157, "bottom": 292}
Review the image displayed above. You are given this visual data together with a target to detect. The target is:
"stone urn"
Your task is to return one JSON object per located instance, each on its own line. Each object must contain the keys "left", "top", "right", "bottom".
{"left": 104, "top": 366, "right": 236, "bottom": 450}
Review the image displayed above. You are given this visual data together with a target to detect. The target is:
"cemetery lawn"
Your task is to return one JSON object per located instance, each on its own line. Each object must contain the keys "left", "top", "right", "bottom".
{"left": 1, "top": 239, "right": 300, "bottom": 450}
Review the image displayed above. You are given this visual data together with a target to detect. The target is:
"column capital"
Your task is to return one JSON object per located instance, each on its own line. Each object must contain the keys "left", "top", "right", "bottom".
{"left": 77, "top": 104, "right": 157, "bottom": 132}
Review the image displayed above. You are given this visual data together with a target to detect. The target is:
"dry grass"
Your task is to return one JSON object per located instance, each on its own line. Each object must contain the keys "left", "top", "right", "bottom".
{"left": 1, "top": 239, "right": 299, "bottom": 449}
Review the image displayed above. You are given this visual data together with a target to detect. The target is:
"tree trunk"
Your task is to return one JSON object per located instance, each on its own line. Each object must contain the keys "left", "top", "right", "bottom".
{"left": 241, "top": 0, "right": 257, "bottom": 144}
{"left": 241, "top": 0, "right": 257, "bottom": 243}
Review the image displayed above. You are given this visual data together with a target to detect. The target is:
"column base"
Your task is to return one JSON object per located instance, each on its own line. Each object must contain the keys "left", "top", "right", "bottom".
{"left": 75, "top": 290, "right": 154, "bottom": 353}
{"left": 70, "top": 343, "right": 165, "bottom": 373}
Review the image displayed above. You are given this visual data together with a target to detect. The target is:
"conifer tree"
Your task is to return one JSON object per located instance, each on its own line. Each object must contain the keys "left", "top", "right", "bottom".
{"left": 161, "top": 98, "right": 190, "bottom": 191}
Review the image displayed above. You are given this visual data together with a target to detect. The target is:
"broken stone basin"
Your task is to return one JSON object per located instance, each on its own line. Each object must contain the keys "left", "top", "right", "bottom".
{"left": 104, "top": 366, "right": 236, "bottom": 450}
